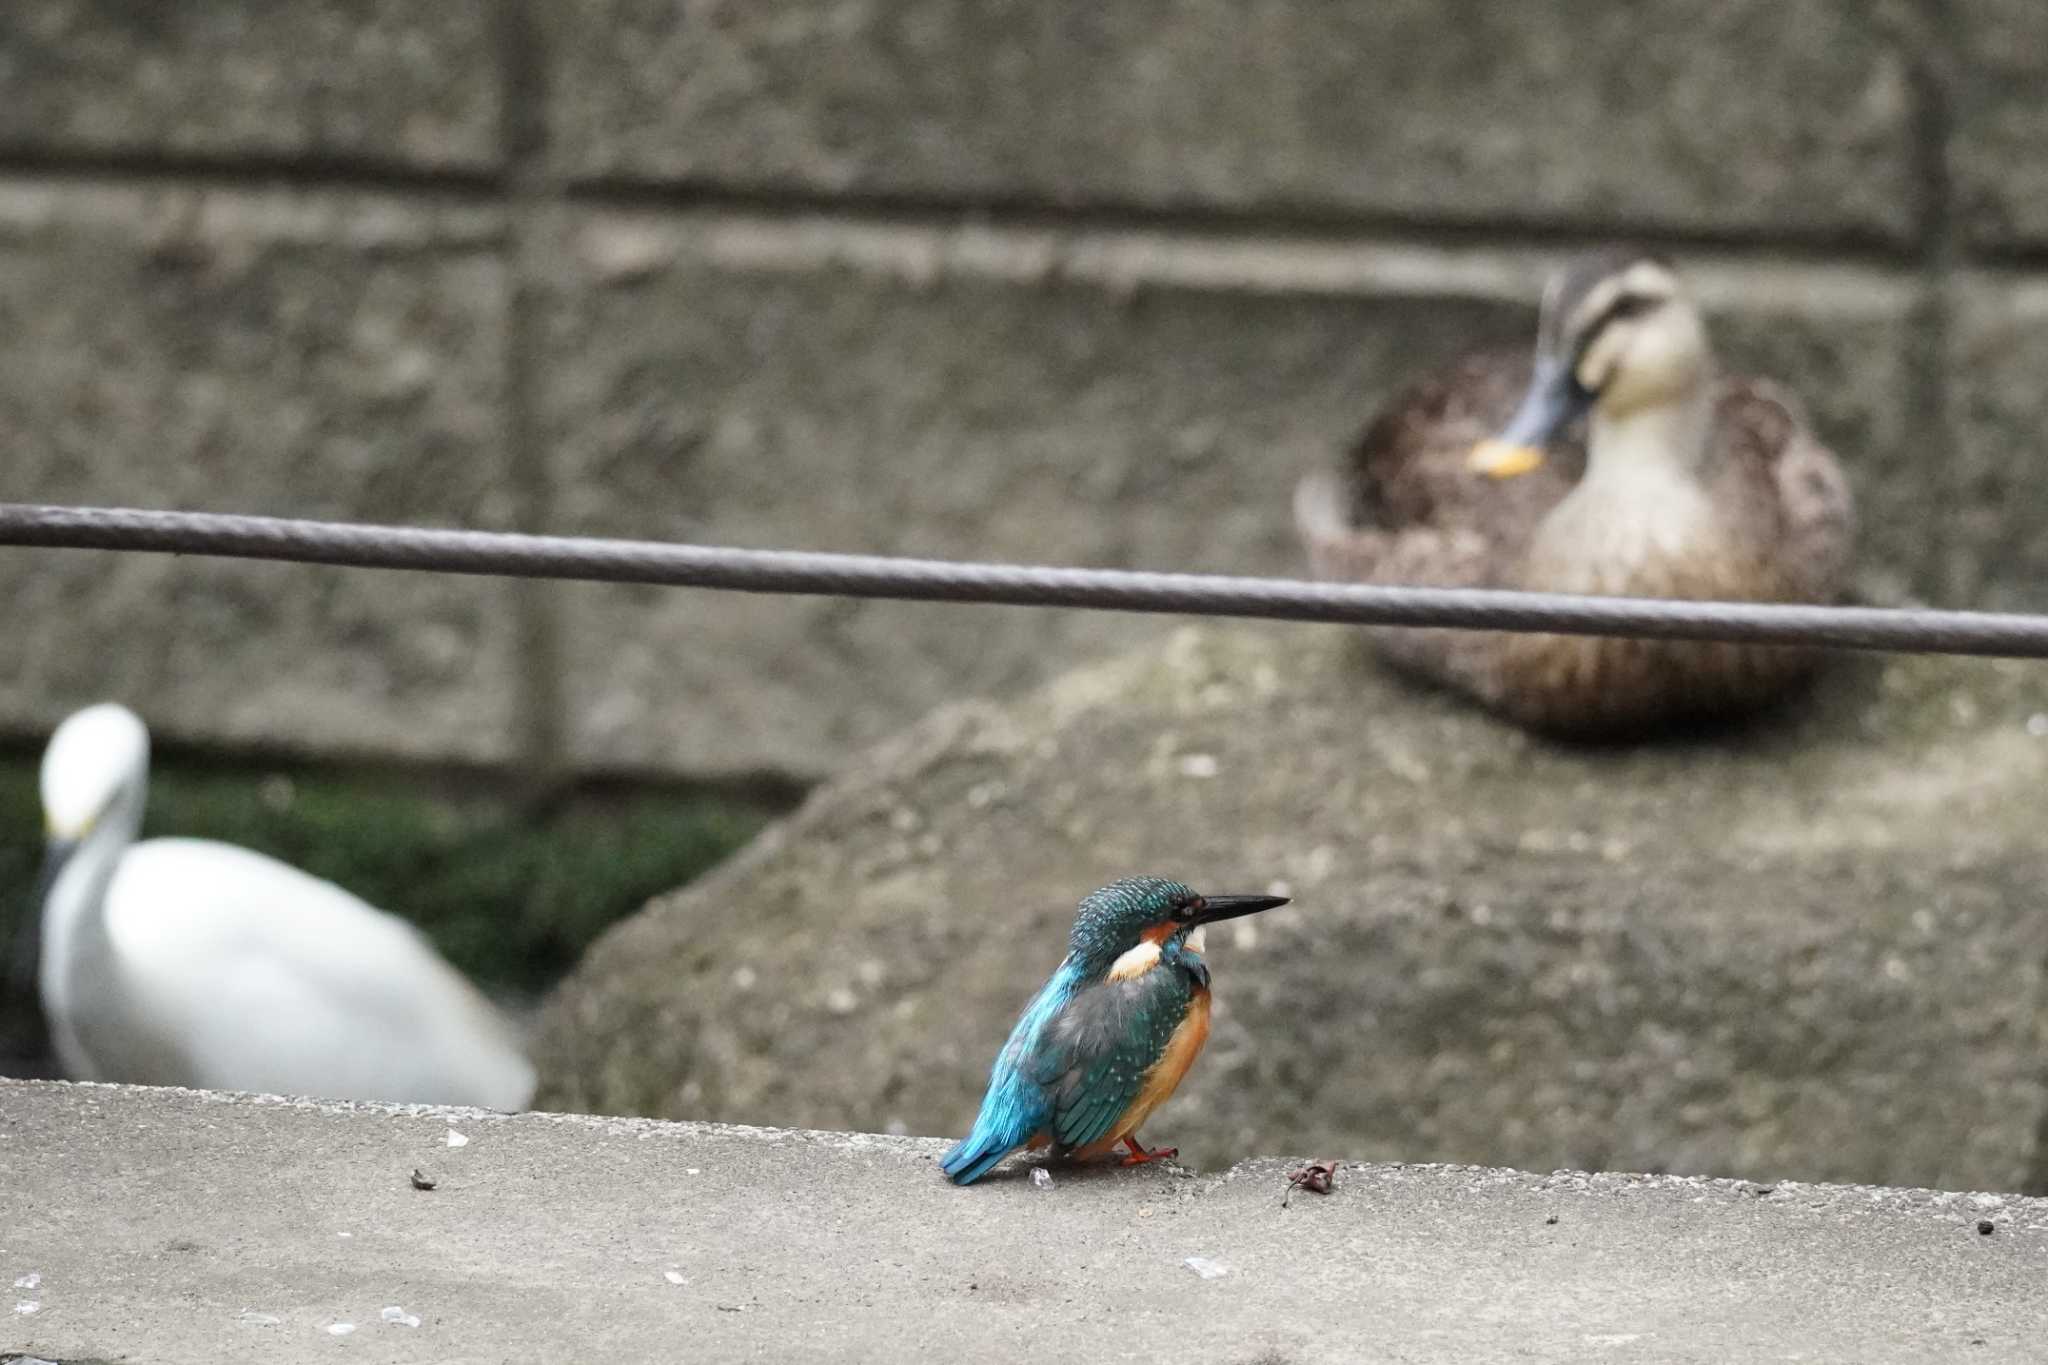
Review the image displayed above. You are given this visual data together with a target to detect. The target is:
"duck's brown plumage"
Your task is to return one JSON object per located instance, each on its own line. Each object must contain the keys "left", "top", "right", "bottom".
{"left": 1294, "top": 349, "right": 1854, "bottom": 737}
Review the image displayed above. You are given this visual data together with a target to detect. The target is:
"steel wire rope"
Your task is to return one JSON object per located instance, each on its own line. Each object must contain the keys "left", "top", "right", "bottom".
{"left": 2, "top": 502, "right": 2046, "bottom": 659}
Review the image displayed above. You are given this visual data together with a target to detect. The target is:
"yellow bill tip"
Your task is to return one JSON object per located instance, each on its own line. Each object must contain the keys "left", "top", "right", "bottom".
{"left": 1467, "top": 439, "right": 1546, "bottom": 480}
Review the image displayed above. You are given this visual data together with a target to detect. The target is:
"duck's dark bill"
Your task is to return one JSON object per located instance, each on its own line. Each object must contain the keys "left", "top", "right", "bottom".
{"left": 1469, "top": 354, "right": 1592, "bottom": 479}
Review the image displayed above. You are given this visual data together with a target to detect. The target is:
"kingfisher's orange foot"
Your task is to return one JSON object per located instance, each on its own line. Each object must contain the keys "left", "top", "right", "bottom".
{"left": 1119, "top": 1135, "right": 1178, "bottom": 1165}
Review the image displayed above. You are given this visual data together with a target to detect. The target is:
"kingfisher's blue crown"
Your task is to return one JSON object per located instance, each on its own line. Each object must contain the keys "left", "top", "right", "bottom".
{"left": 1067, "top": 876, "right": 1196, "bottom": 965}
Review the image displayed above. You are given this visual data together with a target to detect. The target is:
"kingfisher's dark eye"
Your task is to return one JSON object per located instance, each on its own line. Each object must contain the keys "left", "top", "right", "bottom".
{"left": 1173, "top": 895, "right": 1205, "bottom": 922}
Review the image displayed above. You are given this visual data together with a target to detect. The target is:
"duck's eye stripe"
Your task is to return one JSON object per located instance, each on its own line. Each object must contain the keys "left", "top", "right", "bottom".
{"left": 1576, "top": 293, "right": 1660, "bottom": 359}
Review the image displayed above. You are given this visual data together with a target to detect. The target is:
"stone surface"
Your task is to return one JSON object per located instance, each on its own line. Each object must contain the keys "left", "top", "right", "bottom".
{"left": 6, "top": 1081, "right": 2048, "bottom": 1364}
{"left": 537, "top": 624, "right": 2048, "bottom": 1192}
{"left": 542, "top": 221, "right": 1924, "bottom": 777}
{"left": 0, "top": 183, "right": 523, "bottom": 762}
{"left": 0, "top": 1, "right": 502, "bottom": 169}
{"left": 1952, "top": 1, "right": 2048, "bottom": 249}
{"left": 1949, "top": 274, "right": 2048, "bottom": 611}
{"left": 545, "top": 1, "right": 1917, "bottom": 241}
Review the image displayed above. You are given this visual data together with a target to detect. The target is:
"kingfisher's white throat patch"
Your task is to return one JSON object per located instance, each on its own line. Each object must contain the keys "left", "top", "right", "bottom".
{"left": 1107, "top": 941, "right": 1162, "bottom": 982}
{"left": 1107, "top": 925, "right": 1207, "bottom": 982}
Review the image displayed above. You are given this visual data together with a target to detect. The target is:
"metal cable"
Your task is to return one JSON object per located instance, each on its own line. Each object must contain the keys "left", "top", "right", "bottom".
{"left": 2, "top": 501, "right": 2046, "bottom": 659}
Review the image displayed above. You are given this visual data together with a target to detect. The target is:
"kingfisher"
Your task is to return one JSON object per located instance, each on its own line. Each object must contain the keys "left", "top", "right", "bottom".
{"left": 941, "top": 876, "right": 1288, "bottom": 1185}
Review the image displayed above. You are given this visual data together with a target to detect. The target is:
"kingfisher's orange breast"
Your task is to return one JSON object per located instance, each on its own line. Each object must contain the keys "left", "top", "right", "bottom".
{"left": 1074, "top": 986, "right": 1212, "bottom": 1159}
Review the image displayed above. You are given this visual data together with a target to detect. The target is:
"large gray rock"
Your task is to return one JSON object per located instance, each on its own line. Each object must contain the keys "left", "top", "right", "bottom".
{"left": 545, "top": 0, "right": 1915, "bottom": 241}
{"left": 538, "top": 625, "right": 2048, "bottom": 1192}
{"left": 540, "top": 218, "right": 1929, "bottom": 777}
{"left": 0, "top": 1, "right": 501, "bottom": 169}
{"left": 0, "top": 182, "right": 523, "bottom": 762}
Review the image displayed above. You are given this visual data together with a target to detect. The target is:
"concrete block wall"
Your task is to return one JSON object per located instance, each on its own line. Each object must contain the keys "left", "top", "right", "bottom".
{"left": 0, "top": 2, "right": 2041, "bottom": 780}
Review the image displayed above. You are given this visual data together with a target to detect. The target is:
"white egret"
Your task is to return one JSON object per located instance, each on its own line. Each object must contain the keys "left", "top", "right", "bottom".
{"left": 11, "top": 703, "right": 536, "bottom": 1108}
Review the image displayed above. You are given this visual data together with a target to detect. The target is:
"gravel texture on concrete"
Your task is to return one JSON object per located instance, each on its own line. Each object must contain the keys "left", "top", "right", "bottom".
{"left": 3, "top": 1079, "right": 2045, "bottom": 1364}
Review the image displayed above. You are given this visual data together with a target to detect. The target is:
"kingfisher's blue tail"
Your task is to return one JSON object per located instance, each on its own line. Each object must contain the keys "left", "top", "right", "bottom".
{"left": 943, "top": 963, "right": 1073, "bottom": 1185}
{"left": 942, "top": 1075, "right": 1049, "bottom": 1185}
{"left": 940, "top": 1128, "right": 1018, "bottom": 1185}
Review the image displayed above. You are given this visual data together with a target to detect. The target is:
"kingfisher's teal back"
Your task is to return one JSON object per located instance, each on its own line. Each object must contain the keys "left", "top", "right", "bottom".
{"left": 941, "top": 876, "right": 1286, "bottom": 1185}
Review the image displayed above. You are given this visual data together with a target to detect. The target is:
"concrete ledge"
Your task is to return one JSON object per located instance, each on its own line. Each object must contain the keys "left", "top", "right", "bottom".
{"left": 3, "top": 1081, "right": 2045, "bottom": 1363}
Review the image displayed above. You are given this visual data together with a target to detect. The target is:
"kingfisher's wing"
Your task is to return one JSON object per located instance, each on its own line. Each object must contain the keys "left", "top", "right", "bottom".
{"left": 940, "top": 964, "right": 1079, "bottom": 1183}
{"left": 1031, "top": 965, "right": 1193, "bottom": 1154}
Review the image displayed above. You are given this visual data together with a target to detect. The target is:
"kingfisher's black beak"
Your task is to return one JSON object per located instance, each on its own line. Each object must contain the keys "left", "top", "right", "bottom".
{"left": 1193, "top": 893, "right": 1289, "bottom": 926}
{"left": 1468, "top": 354, "right": 1595, "bottom": 479}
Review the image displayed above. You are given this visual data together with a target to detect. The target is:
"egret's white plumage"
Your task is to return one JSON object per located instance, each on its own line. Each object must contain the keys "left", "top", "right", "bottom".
{"left": 24, "top": 703, "right": 536, "bottom": 1109}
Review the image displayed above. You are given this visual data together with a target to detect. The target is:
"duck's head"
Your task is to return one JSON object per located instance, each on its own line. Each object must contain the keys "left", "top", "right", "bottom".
{"left": 40, "top": 702, "right": 151, "bottom": 846}
{"left": 1066, "top": 876, "right": 1288, "bottom": 977}
{"left": 1470, "top": 252, "right": 1711, "bottom": 478}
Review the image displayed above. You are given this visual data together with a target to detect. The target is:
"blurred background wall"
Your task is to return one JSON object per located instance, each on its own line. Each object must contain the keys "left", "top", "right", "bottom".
{"left": 0, "top": 3, "right": 2042, "bottom": 1007}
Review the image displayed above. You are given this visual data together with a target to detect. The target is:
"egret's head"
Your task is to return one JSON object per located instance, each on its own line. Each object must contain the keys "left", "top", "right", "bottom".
{"left": 1470, "top": 251, "right": 1711, "bottom": 478}
{"left": 40, "top": 703, "right": 151, "bottom": 843}
{"left": 1066, "top": 876, "right": 1288, "bottom": 972}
